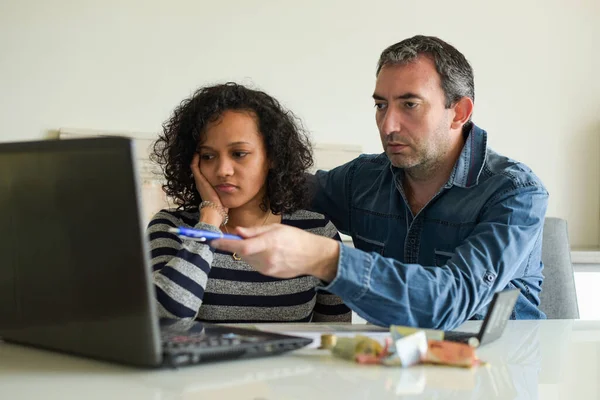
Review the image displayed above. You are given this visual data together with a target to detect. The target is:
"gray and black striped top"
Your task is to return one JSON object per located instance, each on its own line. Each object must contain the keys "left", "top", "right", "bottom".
{"left": 147, "top": 208, "right": 351, "bottom": 323}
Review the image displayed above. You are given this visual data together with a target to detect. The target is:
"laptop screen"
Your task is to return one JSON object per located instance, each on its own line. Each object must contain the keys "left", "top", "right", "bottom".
{"left": 478, "top": 289, "right": 520, "bottom": 345}
{"left": 0, "top": 138, "right": 162, "bottom": 366}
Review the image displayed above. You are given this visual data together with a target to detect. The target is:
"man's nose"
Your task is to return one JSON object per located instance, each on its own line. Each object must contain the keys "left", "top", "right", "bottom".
{"left": 380, "top": 108, "right": 402, "bottom": 136}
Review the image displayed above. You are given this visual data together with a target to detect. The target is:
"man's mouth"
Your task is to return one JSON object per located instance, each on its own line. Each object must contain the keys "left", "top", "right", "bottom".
{"left": 387, "top": 143, "right": 409, "bottom": 153}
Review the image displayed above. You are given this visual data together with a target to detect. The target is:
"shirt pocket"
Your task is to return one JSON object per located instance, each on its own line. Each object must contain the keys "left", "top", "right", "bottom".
{"left": 434, "top": 249, "right": 454, "bottom": 266}
{"left": 353, "top": 234, "right": 385, "bottom": 255}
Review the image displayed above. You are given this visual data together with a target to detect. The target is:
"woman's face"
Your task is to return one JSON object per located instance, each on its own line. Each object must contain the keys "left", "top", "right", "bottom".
{"left": 197, "top": 110, "right": 269, "bottom": 210}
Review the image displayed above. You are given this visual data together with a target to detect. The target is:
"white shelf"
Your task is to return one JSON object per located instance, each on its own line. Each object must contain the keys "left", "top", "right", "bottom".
{"left": 571, "top": 249, "right": 600, "bottom": 265}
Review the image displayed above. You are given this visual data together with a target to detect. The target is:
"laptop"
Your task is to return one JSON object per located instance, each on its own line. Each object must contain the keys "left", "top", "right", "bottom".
{"left": 0, "top": 137, "right": 312, "bottom": 367}
{"left": 444, "top": 289, "right": 520, "bottom": 347}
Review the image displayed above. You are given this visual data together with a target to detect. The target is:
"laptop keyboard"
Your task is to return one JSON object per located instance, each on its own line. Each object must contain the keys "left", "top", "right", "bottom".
{"left": 158, "top": 321, "right": 314, "bottom": 366}
{"left": 162, "top": 331, "right": 262, "bottom": 350}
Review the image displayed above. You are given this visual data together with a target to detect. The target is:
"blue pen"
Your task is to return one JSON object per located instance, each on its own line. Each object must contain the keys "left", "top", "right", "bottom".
{"left": 168, "top": 227, "right": 242, "bottom": 242}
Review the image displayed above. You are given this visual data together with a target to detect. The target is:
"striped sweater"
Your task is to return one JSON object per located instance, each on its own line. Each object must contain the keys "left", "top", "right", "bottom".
{"left": 147, "top": 208, "right": 351, "bottom": 323}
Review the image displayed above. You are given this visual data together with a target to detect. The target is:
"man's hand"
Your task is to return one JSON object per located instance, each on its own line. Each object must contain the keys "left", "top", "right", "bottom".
{"left": 212, "top": 224, "right": 340, "bottom": 281}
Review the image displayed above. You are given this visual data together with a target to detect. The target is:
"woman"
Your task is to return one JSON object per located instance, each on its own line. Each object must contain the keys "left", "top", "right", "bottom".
{"left": 148, "top": 82, "right": 351, "bottom": 323}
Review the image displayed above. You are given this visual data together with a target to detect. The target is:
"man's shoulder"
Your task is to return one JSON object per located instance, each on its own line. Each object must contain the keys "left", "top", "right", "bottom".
{"left": 352, "top": 153, "right": 390, "bottom": 166}
{"left": 343, "top": 153, "right": 392, "bottom": 177}
{"left": 482, "top": 148, "right": 547, "bottom": 193}
{"left": 316, "top": 153, "right": 393, "bottom": 193}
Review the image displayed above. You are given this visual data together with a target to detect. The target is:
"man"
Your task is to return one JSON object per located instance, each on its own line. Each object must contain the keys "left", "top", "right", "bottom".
{"left": 213, "top": 35, "right": 548, "bottom": 329}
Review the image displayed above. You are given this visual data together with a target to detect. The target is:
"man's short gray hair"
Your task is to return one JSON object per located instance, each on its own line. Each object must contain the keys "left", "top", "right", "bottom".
{"left": 376, "top": 35, "right": 474, "bottom": 109}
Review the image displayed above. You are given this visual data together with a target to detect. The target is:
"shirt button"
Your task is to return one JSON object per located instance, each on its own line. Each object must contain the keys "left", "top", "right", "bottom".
{"left": 486, "top": 274, "right": 494, "bottom": 282}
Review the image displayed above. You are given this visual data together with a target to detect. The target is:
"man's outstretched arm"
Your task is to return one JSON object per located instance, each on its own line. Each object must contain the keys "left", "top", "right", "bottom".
{"left": 214, "top": 184, "right": 548, "bottom": 330}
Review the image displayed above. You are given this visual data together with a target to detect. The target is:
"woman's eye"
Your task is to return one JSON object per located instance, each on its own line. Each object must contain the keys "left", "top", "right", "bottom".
{"left": 200, "top": 154, "right": 214, "bottom": 160}
{"left": 233, "top": 152, "right": 248, "bottom": 158}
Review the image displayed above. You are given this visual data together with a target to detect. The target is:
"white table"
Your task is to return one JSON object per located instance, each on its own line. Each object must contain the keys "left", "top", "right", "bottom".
{"left": 0, "top": 320, "right": 598, "bottom": 399}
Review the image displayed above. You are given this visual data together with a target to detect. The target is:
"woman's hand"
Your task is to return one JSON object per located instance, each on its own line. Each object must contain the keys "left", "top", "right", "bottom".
{"left": 190, "top": 153, "right": 228, "bottom": 226}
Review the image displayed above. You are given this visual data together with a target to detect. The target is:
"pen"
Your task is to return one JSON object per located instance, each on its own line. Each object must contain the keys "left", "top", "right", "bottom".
{"left": 168, "top": 227, "right": 242, "bottom": 242}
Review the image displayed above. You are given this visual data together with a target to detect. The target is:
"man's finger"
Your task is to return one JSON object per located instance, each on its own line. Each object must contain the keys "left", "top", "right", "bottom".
{"left": 210, "top": 238, "right": 242, "bottom": 253}
{"left": 212, "top": 236, "right": 268, "bottom": 256}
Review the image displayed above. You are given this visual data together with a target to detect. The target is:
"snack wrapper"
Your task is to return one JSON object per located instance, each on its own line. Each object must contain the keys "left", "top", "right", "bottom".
{"left": 382, "top": 331, "right": 428, "bottom": 367}
{"left": 423, "top": 340, "right": 480, "bottom": 368}
{"left": 330, "top": 335, "right": 388, "bottom": 364}
{"left": 324, "top": 328, "right": 483, "bottom": 368}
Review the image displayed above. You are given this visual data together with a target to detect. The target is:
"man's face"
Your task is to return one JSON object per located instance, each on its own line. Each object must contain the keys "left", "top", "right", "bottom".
{"left": 373, "top": 56, "right": 454, "bottom": 171}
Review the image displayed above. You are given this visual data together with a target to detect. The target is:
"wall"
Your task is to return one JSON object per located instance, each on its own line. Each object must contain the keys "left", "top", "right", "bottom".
{"left": 1, "top": 0, "right": 599, "bottom": 246}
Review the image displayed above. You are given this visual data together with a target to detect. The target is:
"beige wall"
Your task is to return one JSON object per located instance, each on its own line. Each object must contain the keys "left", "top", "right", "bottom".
{"left": 1, "top": 0, "right": 599, "bottom": 246}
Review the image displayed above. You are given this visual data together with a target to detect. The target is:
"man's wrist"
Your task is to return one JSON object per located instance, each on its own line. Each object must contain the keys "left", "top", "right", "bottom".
{"left": 312, "top": 237, "right": 339, "bottom": 282}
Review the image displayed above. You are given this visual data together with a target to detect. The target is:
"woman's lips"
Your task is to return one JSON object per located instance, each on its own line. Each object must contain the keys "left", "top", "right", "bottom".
{"left": 215, "top": 184, "right": 238, "bottom": 194}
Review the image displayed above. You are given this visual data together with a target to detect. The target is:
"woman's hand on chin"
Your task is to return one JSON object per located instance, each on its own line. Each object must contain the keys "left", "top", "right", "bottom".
{"left": 191, "top": 153, "right": 228, "bottom": 226}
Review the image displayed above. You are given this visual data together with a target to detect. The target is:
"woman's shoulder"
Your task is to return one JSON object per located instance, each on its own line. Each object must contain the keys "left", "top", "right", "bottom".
{"left": 282, "top": 210, "right": 338, "bottom": 238}
{"left": 283, "top": 209, "right": 328, "bottom": 223}
{"left": 148, "top": 208, "right": 199, "bottom": 228}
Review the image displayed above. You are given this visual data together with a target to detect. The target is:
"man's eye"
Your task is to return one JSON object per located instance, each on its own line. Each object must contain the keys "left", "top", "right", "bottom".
{"left": 374, "top": 103, "right": 387, "bottom": 110}
{"left": 404, "top": 102, "right": 418, "bottom": 109}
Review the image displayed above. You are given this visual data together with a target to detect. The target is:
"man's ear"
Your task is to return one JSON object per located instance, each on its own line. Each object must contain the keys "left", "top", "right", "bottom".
{"left": 450, "top": 97, "right": 474, "bottom": 130}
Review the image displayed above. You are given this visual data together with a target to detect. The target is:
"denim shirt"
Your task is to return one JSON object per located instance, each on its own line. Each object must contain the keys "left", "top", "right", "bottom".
{"left": 314, "top": 124, "right": 549, "bottom": 329}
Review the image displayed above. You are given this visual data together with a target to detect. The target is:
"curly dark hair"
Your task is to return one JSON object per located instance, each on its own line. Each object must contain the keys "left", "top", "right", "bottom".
{"left": 151, "top": 82, "right": 314, "bottom": 214}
